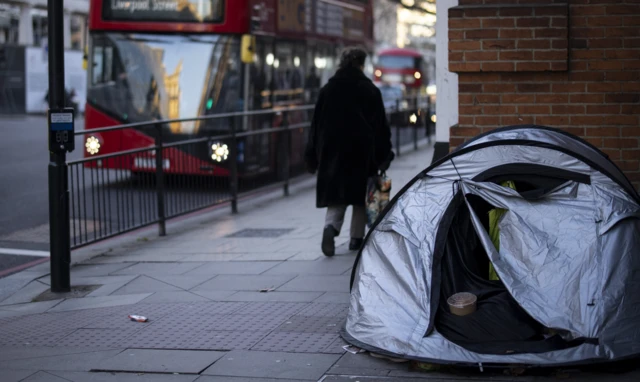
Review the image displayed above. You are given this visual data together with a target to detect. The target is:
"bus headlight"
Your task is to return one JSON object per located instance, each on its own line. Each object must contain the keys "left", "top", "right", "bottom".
{"left": 374, "top": 69, "right": 382, "bottom": 78}
{"left": 211, "top": 143, "right": 229, "bottom": 162}
{"left": 414, "top": 71, "right": 421, "bottom": 79}
{"left": 409, "top": 114, "right": 418, "bottom": 124}
{"left": 431, "top": 114, "right": 437, "bottom": 123}
{"left": 85, "top": 136, "right": 101, "bottom": 155}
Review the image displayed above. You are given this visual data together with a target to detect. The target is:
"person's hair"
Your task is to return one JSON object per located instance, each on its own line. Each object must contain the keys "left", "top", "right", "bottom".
{"left": 338, "top": 47, "right": 367, "bottom": 69}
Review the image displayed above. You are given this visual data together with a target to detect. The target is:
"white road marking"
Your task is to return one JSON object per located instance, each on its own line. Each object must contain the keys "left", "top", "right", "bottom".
{"left": 0, "top": 248, "right": 50, "bottom": 257}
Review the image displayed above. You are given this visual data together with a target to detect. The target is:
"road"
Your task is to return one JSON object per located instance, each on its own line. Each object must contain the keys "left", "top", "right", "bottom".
{"left": 0, "top": 116, "right": 85, "bottom": 244}
{"left": 0, "top": 116, "right": 82, "bottom": 277}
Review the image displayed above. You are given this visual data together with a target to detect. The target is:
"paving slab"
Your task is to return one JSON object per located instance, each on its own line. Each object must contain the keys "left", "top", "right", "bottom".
{"left": 48, "top": 293, "right": 152, "bottom": 312}
{"left": 20, "top": 371, "right": 71, "bottom": 382}
{"left": 145, "top": 274, "right": 216, "bottom": 290}
{"left": 326, "top": 352, "right": 407, "bottom": 377}
{"left": 222, "top": 291, "right": 323, "bottom": 302}
{"left": 113, "top": 262, "right": 204, "bottom": 276}
{"left": 37, "top": 275, "right": 138, "bottom": 286}
{"left": 0, "top": 369, "right": 38, "bottom": 382}
{"left": 119, "top": 325, "right": 202, "bottom": 349}
{"left": 50, "top": 371, "right": 198, "bottom": 382}
{"left": 288, "top": 252, "right": 325, "bottom": 261}
{"left": 323, "top": 336, "right": 349, "bottom": 354}
{"left": 297, "top": 303, "right": 350, "bottom": 317}
{"left": 0, "top": 299, "right": 63, "bottom": 316}
{"left": 182, "top": 330, "right": 270, "bottom": 350}
{"left": 0, "top": 276, "right": 35, "bottom": 303}
{"left": 251, "top": 332, "right": 341, "bottom": 353}
{"left": 0, "top": 280, "right": 49, "bottom": 305}
{"left": 232, "top": 301, "right": 308, "bottom": 318}
{"left": 9, "top": 269, "right": 50, "bottom": 280}
{"left": 235, "top": 252, "right": 298, "bottom": 261}
{"left": 388, "top": 368, "right": 531, "bottom": 381}
{"left": 191, "top": 290, "right": 237, "bottom": 301}
{"left": 278, "top": 275, "right": 350, "bottom": 292}
{"left": 86, "top": 253, "right": 189, "bottom": 264}
{"left": 87, "top": 282, "right": 133, "bottom": 297}
{"left": 55, "top": 328, "right": 143, "bottom": 348}
{"left": 2, "top": 329, "right": 78, "bottom": 347}
{"left": 140, "top": 291, "right": 212, "bottom": 303}
{"left": 70, "top": 263, "right": 134, "bottom": 277}
{"left": 321, "top": 377, "right": 439, "bottom": 382}
{"left": 94, "top": 349, "right": 226, "bottom": 374}
{"left": 314, "top": 292, "right": 351, "bottom": 303}
{"left": 263, "top": 259, "right": 353, "bottom": 275}
{"left": 142, "top": 240, "right": 237, "bottom": 252}
{"left": 0, "top": 310, "right": 23, "bottom": 318}
{"left": 0, "top": 346, "right": 112, "bottom": 362}
{"left": 182, "top": 254, "right": 243, "bottom": 261}
{"left": 193, "top": 275, "right": 296, "bottom": 292}
{"left": 110, "top": 276, "right": 182, "bottom": 295}
{"left": 0, "top": 349, "right": 124, "bottom": 371}
{"left": 184, "top": 261, "right": 280, "bottom": 276}
{"left": 274, "top": 315, "right": 345, "bottom": 334}
{"left": 201, "top": 350, "right": 341, "bottom": 380}
{"left": 195, "top": 377, "right": 306, "bottom": 382}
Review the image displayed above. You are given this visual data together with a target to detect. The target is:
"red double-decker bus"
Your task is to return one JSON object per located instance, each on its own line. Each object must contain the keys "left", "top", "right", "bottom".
{"left": 84, "top": 0, "right": 373, "bottom": 176}
{"left": 373, "top": 47, "right": 427, "bottom": 93}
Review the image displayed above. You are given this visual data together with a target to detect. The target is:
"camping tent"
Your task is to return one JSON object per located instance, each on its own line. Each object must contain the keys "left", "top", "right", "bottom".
{"left": 343, "top": 125, "right": 640, "bottom": 366}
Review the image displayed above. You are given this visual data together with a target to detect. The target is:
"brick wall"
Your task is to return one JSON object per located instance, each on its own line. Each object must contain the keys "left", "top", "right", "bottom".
{"left": 448, "top": 0, "right": 640, "bottom": 189}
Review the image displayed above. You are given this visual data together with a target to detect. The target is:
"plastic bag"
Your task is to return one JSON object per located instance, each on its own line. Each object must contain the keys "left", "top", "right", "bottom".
{"left": 366, "top": 172, "right": 392, "bottom": 228}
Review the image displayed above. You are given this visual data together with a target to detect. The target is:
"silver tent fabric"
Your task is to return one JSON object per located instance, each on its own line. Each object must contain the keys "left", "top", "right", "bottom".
{"left": 345, "top": 127, "right": 640, "bottom": 365}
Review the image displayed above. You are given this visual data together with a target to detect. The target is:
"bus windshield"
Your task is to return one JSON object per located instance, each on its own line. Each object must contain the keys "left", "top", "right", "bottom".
{"left": 88, "top": 33, "right": 240, "bottom": 133}
{"left": 377, "top": 55, "right": 418, "bottom": 70}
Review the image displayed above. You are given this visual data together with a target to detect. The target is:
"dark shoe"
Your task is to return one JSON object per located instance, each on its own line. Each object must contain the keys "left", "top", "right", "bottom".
{"left": 322, "top": 225, "right": 339, "bottom": 257}
{"left": 349, "top": 238, "right": 364, "bottom": 251}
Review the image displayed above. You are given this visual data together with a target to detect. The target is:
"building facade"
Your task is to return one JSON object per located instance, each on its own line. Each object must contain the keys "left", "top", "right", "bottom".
{"left": 0, "top": 1, "right": 88, "bottom": 114}
{"left": 374, "top": 0, "right": 436, "bottom": 81}
{"left": 441, "top": 0, "right": 639, "bottom": 189}
{"left": 0, "top": 0, "right": 88, "bottom": 49}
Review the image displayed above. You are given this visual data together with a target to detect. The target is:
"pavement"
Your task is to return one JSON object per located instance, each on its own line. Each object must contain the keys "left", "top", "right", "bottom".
{"left": 0, "top": 143, "right": 638, "bottom": 382}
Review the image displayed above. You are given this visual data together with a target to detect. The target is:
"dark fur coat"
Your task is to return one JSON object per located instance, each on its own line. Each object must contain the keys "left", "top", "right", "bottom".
{"left": 305, "top": 67, "right": 393, "bottom": 208}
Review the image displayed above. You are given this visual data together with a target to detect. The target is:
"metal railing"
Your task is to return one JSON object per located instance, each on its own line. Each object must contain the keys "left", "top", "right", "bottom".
{"left": 66, "top": 95, "right": 434, "bottom": 249}
{"left": 391, "top": 94, "right": 435, "bottom": 156}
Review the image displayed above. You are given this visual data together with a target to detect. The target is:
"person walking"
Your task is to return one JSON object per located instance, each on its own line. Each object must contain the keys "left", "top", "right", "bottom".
{"left": 305, "top": 48, "right": 394, "bottom": 257}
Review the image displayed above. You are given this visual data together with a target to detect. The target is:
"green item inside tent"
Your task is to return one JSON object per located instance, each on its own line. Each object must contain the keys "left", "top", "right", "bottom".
{"left": 487, "top": 180, "right": 516, "bottom": 281}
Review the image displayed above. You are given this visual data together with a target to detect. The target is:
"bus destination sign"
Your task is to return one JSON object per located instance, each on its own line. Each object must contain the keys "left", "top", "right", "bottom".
{"left": 103, "top": 0, "right": 223, "bottom": 23}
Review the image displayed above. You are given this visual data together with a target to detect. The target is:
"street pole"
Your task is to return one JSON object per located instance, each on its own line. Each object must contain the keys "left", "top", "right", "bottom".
{"left": 48, "top": 0, "right": 71, "bottom": 292}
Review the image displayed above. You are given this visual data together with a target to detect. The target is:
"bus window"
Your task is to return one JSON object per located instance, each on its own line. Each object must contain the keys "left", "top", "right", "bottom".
{"left": 274, "top": 42, "right": 305, "bottom": 106}
{"left": 87, "top": 33, "right": 240, "bottom": 126}
{"left": 315, "top": 45, "right": 337, "bottom": 87}
{"left": 91, "top": 45, "right": 104, "bottom": 85}
{"left": 377, "top": 55, "right": 416, "bottom": 70}
{"left": 90, "top": 38, "right": 116, "bottom": 85}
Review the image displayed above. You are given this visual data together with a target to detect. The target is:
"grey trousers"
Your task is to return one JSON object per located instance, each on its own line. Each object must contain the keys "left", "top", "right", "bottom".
{"left": 325, "top": 205, "right": 366, "bottom": 239}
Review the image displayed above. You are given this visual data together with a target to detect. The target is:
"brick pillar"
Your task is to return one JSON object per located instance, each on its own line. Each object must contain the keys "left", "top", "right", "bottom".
{"left": 448, "top": 0, "right": 640, "bottom": 190}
